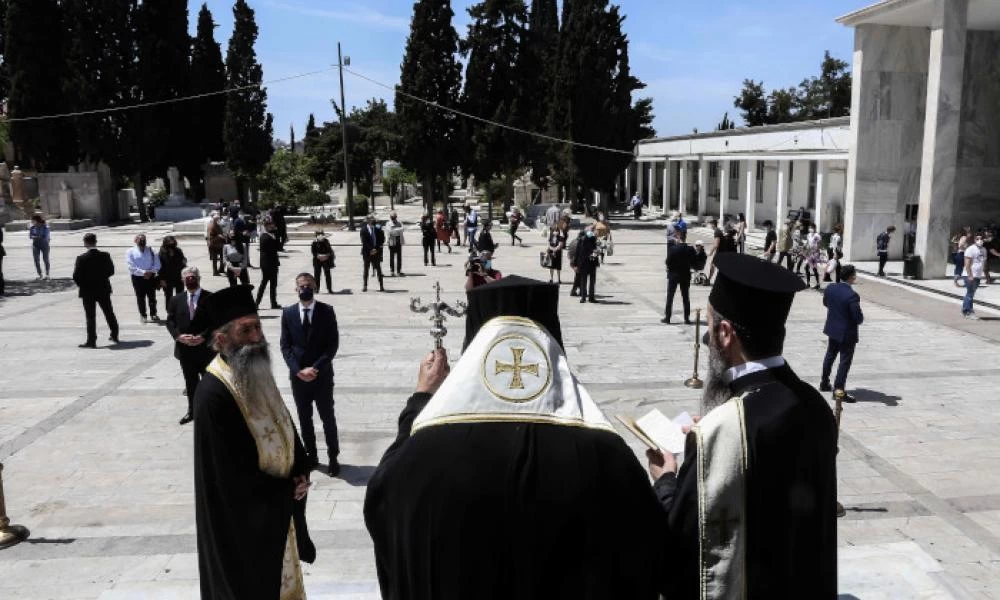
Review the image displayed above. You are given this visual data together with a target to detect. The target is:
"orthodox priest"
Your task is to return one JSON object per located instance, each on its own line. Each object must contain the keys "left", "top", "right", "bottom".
{"left": 364, "top": 276, "right": 667, "bottom": 600}
{"left": 193, "top": 285, "right": 316, "bottom": 599}
{"left": 647, "top": 253, "right": 837, "bottom": 598}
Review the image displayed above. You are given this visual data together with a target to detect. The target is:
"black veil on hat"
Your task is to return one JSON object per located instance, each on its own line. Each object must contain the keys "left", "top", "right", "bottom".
{"left": 708, "top": 253, "right": 805, "bottom": 338}
{"left": 463, "top": 275, "right": 563, "bottom": 351}
{"left": 194, "top": 285, "right": 258, "bottom": 333}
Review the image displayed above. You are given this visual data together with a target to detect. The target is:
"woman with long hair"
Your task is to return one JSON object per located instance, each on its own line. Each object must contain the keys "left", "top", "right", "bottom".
{"left": 158, "top": 236, "right": 187, "bottom": 306}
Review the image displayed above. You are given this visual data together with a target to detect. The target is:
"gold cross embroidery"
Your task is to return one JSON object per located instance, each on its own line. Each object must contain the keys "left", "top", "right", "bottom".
{"left": 495, "top": 347, "right": 540, "bottom": 390}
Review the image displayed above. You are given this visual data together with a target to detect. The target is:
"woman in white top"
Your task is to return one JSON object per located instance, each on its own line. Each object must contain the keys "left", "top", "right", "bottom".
{"left": 803, "top": 225, "right": 823, "bottom": 290}
{"left": 828, "top": 225, "right": 843, "bottom": 260}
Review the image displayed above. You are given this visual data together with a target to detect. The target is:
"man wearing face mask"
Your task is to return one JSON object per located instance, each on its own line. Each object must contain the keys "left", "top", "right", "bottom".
{"left": 167, "top": 267, "right": 215, "bottom": 425}
{"left": 962, "top": 234, "right": 987, "bottom": 319}
{"left": 646, "top": 253, "right": 837, "bottom": 599}
{"left": 125, "top": 233, "right": 161, "bottom": 323}
{"left": 280, "top": 273, "right": 341, "bottom": 476}
{"left": 573, "top": 225, "right": 600, "bottom": 303}
{"left": 361, "top": 215, "right": 385, "bottom": 292}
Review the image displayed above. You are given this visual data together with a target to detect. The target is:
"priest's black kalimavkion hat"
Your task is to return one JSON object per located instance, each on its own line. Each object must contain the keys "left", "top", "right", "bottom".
{"left": 708, "top": 253, "right": 806, "bottom": 337}
{"left": 464, "top": 275, "right": 563, "bottom": 351}
{"left": 198, "top": 285, "right": 258, "bottom": 332}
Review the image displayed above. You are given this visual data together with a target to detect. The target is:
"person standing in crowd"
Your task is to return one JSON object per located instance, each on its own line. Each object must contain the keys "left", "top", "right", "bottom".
{"left": 662, "top": 230, "right": 706, "bottom": 324}
{"left": 206, "top": 212, "right": 226, "bottom": 276}
{"left": 803, "top": 224, "right": 823, "bottom": 290}
{"left": 166, "top": 266, "right": 214, "bottom": 424}
{"left": 876, "top": 225, "right": 895, "bottom": 277}
{"left": 255, "top": 219, "right": 281, "bottom": 309}
{"left": 463, "top": 204, "right": 479, "bottom": 249}
{"left": 777, "top": 219, "right": 794, "bottom": 270}
{"left": 951, "top": 226, "right": 972, "bottom": 284}
{"left": 825, "top": 250, "right": 843, "bottom": 283}
{"left": 311, "top": 229, "right": 335, "bottom": 292}
{"left": 464, "top": 251, "right": 502, "bottom": 290}
{"left": 962, "top": 233, "right": 987, "bottom": 319}
{"left": 386, "top": 211, "right": 405, "bottom": 277}
{"left": 435, "top": 208, "right": 452, "bottom": 254}
{"left": 28, "top": 214, "right": 51, "bottom": 280}
{"left": 232, "top": 211, "right": 254, "bottom": 269}
{"left": 630, "top": 193, "right": 643, "bottom": 219}
{"left": 449, "top": 205, "right": 461, "bottom": 247}
{"left": 546, "top": 218, "right": 568, "bottom": 284}
{"left": 158, "top": 236, "right": 187, "bottom": 308}
{"left": 223, "top": 237, "right": 250, "bottom": 287}
{"left": 762, "top": 220, "right": 777, "bottom": 262}
{"left": 126, "top": 233, "right": 161, "bottom": 323}
{"left": 420, "top": 214, "right": 437, "bottom": 267}
{"left": 820, "top": 264, "right": 863, "bottom": 403}
{"left": 281, "top": 273, "right": 341, "bottom": 476}
{"left": 508, "top": 207, "right": 524, "bottom": 246}
{"left": 72, "top": 233, "right": 119, "bottom": 348}
{"left": 477, "top": 220, "right": 497, "bottom": 254}
{"left": 272, "top": 204, "right": 288, "bottom": 250}
{"left": 567, "top": 228, "right": 584, "bottom": 297}
{"left": 735, "top": 213, "right": 748, "bottom": 253}
{"left": 573, "top": 226, "right": 599, "bottom": 303}
{"left": 829, "top": 224, "right": 844, "bottom": 261}
{"left": 0, "top": 227, "right": 6, "bottom": 296}
{"left": 675, "top": 213, "right": 688, "bottom": 237}
{"left": 647, "top": 253, "right": 836, "bottom": 598}
{"left": 792, "top": 222, "right": 806, "bottom": 275}
{"left": 361, "top": 214, "right": 385, "bottom": 293}
{"left": 706, "top": 218, "right": 724, "bottom": 282}
{"left": 544, "top": 203, "right": 560, "bottom": 232}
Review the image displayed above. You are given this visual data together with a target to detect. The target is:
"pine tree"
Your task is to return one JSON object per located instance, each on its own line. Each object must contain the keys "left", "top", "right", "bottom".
{"left": 5, "top": 0, "right": 76, "bottom": 170}
{"left": 734, "top": 80, "right": 768, "bottom": 127}
{"left": 303, "top": 113, "right": 318, "bottom": 155}
{"left": 397, "top": 0, "right": 462, "bottom": 209}
{"left": 190, "top": 3, "right": 226, "bottom": 170}
{"left": 460, "top": 0, "right": 528, "bottom": 216}
{"left": 521, "top": 0, "right": 559, "bottom": 187}
{"left": 224, "top": 0, "right": 274, "bottom": 202}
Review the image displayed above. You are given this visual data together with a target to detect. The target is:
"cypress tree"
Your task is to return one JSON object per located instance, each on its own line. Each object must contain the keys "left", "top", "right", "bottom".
{"left": 397, "top": 0, "right": 462, "bottom": 209}
{"left": 521, "top": 0, "right": 558, "bottom": 187}
{"left": 290, "top": 124, "right": 296, "bottom": 153}
{"left": 224, "top": 0, "right": 274, "bottom": 202}
{"left": 190, "top": 3, "right": 226, "bottom": 169}
{"left": 0, "top": 0, "right": 10, "bottom": 104}
{"left": 303, "top": 113, "right": 318, "bottom": 155}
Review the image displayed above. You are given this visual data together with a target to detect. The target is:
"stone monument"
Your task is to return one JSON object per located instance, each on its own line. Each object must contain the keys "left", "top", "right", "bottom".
{"left": 154, "top": 166, "right": 209, "bottom": 222}
{"left": 58, "top": 181, "right": 74, "bottom": 220}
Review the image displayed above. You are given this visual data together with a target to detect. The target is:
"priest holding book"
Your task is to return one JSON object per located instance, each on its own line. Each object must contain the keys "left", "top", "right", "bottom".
{"left": 646, "top": 253, "right": 838, "bottom": 599}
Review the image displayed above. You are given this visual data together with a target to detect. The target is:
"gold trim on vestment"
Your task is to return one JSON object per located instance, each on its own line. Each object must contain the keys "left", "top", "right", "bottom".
{"left": 413, "top": 411, "right": 617, "bottom": 434}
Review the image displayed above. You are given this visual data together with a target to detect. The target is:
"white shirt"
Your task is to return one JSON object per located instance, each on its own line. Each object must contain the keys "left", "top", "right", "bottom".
{"left": 126, "top": 246, "right": 160, "bottom": 277}
{"left": 298, "top": 300, "right": 316, "bottom": 324}
{"left": 965, "top": 244, "right": 986, "bottom": 279}
{"left": 807, "top": 232, "right": 821, "bottom": 249}
{"left": 830, "top": 233, "right": 842, "bottom": 250}
{"left": 724, "top": 356, "right": 786, "bottom": 384}
{"left": 825, "top": 258, "right": 839, "bottom": 275}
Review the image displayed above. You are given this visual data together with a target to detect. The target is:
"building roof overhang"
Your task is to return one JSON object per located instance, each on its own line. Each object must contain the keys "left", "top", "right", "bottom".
{"left": 837, "top": 0, "right": 1000, "bottom": 30}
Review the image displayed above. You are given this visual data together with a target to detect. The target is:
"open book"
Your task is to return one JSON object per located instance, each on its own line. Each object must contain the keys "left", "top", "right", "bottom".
{"left": 616, "top": 410, "right": 694, "bottom": 454}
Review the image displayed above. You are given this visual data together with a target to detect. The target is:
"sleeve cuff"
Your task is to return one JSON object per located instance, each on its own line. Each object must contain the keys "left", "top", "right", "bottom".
{"left": 653, "top": 472, "right": 678, "bottom": 506}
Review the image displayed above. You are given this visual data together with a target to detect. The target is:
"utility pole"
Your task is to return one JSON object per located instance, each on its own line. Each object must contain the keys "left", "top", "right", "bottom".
{"left": 338, "top": 42, "right": 355, "bottom": 231}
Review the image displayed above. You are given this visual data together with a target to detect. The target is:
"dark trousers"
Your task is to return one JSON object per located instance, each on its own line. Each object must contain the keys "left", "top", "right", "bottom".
{"left": 314, "top": 263, "right": 333, "bottom": 292}
{"left": 83, "top": 295, "right": 119, "bottom": 344}
{"left": 363, "top": 253, "right": 384, "bottom": 289}
{"left": 161, "top": 280, "right": 183, "bottom": 308}
{"left": 255, "top": 266, "right": 278, "bottom": 306}
{"left": 665, "top": 276, "right": 691, "bottom": 322}
{"left": 0, "top": 254, "right": 5, "bottom": 295}
{"left": 291, "top": 373, "right": 339, "bottom": 461}
{"left": 878, "top": 252, "right": 888, "bottom": 276}
{"left": 510, "top": 223, "right": 522, "bottom": 245}
{"left": 208, "top": 246, "right": 223, "bottom": 275}
{"left": 130, "top": 275, "right": 158, "bottom": 318}
{"left": 180, "top": 356, "right": 206, "bottom": 415}
{"left": 578, "top": 266, "right": 597, "bottom": 300}
{"left": 226, "top": 268, "right": 250, "bottom": 287}
{"left": 777, "top": 251, "right": 793, "bottom": 270}
{"left": 821, "top": 338, "right": 856, "bottom": 391}
{"left": 388, "top": 244, "right": 402, "bottom": 274}
{"left": 423, "top": 239, "right": 436, "bottom": 265}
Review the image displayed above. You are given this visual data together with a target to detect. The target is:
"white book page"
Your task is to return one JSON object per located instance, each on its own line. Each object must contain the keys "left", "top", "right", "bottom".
{"left": 636, "top": 409, "right": 687, "bottom": 455}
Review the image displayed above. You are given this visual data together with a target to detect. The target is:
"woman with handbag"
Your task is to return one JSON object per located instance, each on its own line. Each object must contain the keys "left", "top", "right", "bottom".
{"left": 546, "top": 218, "right": 568, "bottom": 284}
{"left": 158, "top": 236, "right": 187, "bottom": 307}
{"left": 312, "top": 229, "right": 336, "bottom": 293}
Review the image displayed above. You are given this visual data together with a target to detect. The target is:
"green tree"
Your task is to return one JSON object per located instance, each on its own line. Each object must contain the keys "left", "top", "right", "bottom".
{"left": 767, "top": 88, "right": 797, "bottom": 124}
{"left": 717, "top": 112, "right": 735, "bottom": 130}
{"left": 190, "top": 3, "right": 226, "bottom": 174}
{"left": 521, "top": 0, "right": 559, "bottom": 187}
{"left": 397, "top": 0, "right": 462, "bottom": 209}
{"left": 303, "top": 113, "right": 319, "bottom": 155}
{"left": 383, "top": 166, "right": 417, "bottom": 209}
{"left": 258, "top": 147, "right": 319, "bottom": 209}
{"left": 5, "top": 0, "right": 77, "bottom": 170}
{"left": 224, "top": 0, "right": 274, "bottom": 203}
{"left": 797, "top": 51, "right": 851, "bottom": 119}
{"left": 734, "top": 79, "right": 768, "bottom": 127}
{"left": 460, "top": 0, "right": 529, "bottom": 217}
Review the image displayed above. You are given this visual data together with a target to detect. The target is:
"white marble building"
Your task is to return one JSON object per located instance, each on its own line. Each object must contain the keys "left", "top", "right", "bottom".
{"left": 630, "top": 0, "right": 1000, "bottom": 277}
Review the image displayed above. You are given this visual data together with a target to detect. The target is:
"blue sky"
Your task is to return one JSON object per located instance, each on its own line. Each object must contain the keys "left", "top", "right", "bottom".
{"left": 192, "top": 0, "right": 873, "bottom": 140}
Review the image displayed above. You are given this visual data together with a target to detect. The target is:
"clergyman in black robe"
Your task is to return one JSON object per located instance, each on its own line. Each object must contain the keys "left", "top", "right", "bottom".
{"left": 193, "top": 285, "right": 316, "bottom": 599}
{"left": 364, "top": 276, "right": 667, "bottom": 600}
{"left": 647, "top": 253, "right": 838, "bottom": 598}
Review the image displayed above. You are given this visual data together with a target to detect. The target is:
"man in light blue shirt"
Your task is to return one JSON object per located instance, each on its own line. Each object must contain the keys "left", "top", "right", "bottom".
{"left": 126, "top": 233, "right": 161, "bottom": 322}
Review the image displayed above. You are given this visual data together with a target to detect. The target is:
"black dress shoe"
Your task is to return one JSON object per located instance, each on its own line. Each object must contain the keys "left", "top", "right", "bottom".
{"left": 820, "top": 382, "right": 832, "bottom": 392}
{"left": 327, "top": 460, "right": 341, "bottom": 477}
{"left": 684, "top": 319, "right": 693, "bottom": 325}
{"left": 587, "top": 298, "right": 597, "bottom": 303}
{"left": 580, "top": 298, "right": 586, "bottom": 303}
{"left": 270, "top": 304, "right": 282, "bottom": 309}
{"left": 570, "top": 291, "right": 579, "bottom": 297}
{"left": 660, "top": 317, "right": 670, "bottom": 324}
{"left": 79, "top": 342, "right": 96, "bottom": 349}
{"left": 362, "top": 286, "right": 368, "bottom": 292}
{"left": 179, "top": 412, "right": 193, "bottom": 425}
{"left": 108, "top": 335, "right": 119, "bottom": 343}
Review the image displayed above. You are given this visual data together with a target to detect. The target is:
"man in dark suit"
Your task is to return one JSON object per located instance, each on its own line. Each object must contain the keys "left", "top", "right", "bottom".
{"left": 72, "top": 233, "right": 120, "bottom": 348}
{"left": 166, "top": 266, "right": 215, "bottom": 425}
{"left": 662, "top": 230, "right": 707, "bottom": 324}
{"left": 573, "top": 226, "right": 599, "bottom": 303}
{"left": 280, "top": 273, "right": 341, "bottom": 475}
{"left": 360, "top": 214, "right": 385, "bottom": 292}
{"left": 255, "top": 219, "right": 281, "bottom": 309}
{"left": 820, "top": 264, "right": 863, "bottom": 403}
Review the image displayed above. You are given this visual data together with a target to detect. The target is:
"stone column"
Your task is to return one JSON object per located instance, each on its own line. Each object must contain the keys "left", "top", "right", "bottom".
{"left": 718, "top": 161, "right": 729, "bottom": 222}
{"left": 624, "top": 165, "right": 631, "bottom": 201}
{"left": 637, "top": 162, "right": 645, "bottom": 201}
{"left": 697, "top": 160, "right": 708, "bottom": 218}
{"left": 647, "top": 163, "right": 655, "bottom": 210}
{"left": 915, "top": 0, "right": 967, "bottom": 278}
{"left": 815, "top": 160, "right": 827, "bottom": 233}
{"left": 744, "top": 160, "right": 757, "bottom": 227}
{"left": 679, "top": 161, "right": 688, "bottom": 215}
{"left": 661, "top": 163, "right": 669, "bottom": 214}
{"left": 776, "top": 160, "right": 790, "bottom": 226}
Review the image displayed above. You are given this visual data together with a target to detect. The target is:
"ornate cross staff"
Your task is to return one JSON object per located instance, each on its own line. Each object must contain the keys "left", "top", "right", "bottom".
{"left": 410, "top": 282, "right": 468, "bottom": 349}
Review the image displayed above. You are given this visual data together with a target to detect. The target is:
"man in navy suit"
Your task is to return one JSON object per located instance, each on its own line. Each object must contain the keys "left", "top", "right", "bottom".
{"left": 280, "top": 273, "right": 342, "bottom": 475}
{"left": 360, "top": 214, "right": 385, "bottom": 292}
{"left": 72, "top": 233, "right": 120, "bottom": 348}
{"left": 820, "top": 264, "right": 863, "bottom": 403}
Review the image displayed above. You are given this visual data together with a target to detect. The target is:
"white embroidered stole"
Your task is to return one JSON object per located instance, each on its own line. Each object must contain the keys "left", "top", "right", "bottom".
{"left": 694, "top": 394, "right": 749, "bottom": 600}
{"left": 207, "top": 356, "right": 306, "bottom": 600}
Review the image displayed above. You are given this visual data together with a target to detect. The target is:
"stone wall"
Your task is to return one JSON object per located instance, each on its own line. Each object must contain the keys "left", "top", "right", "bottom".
{"left": 844, "top": 24, "right": 930, "bottom": 261}
{"left": 953, "top": 31, "right": 1000, "bottom": 231}
{"left": 37, "top": 168, "right": 115, "bottom": 224}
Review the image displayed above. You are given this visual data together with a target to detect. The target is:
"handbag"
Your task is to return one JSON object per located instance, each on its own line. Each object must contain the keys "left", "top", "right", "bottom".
{"left": 606, "top": 240, "right": 614, "bottom": 257}
{"left": 540, "top": 251, "right": 553, "bottom": 268}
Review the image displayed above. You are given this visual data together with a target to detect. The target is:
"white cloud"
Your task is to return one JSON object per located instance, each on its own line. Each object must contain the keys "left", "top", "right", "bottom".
{"left": 262, "top": 1, "right": 410, "bottom": 33}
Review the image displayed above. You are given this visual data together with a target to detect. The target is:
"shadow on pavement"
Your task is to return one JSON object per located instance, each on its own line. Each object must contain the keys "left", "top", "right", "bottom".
{"left": 333, "top": 464, "right": 375, "bottom": 487}
{"left": 0, "top": 278, "right": 76, "bottom": 297}
{"left": 851, "top": 388, "right": 901, "bottom": 407}
{"left": 108, "top": 340, "right": 154, "bottom": 350}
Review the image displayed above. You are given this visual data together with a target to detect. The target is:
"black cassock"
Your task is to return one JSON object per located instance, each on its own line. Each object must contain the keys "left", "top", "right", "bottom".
{"left": 654, "top": 363, "right": 838, "bottom": 598}
{"left": 193, "top": 373, "right": 316, "bottom": 599}
{"left": 364, "top": 392, "right": 668, "bottom": 600}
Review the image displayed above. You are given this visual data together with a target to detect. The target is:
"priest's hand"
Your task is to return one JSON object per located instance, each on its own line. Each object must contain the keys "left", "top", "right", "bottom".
{"left": 646, "top": 448, "right": 677, "bottom": 480}
{"left": 293, "top": 475, "right": 311, "bottom": 500}
{"left": 416, "top": 348, "right": 449, "bottom": 395}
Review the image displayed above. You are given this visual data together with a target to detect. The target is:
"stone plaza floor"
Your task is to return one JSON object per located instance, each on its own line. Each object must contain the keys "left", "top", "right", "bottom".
{"left": 1, "top": 208, "right": 999, "bottom": 599}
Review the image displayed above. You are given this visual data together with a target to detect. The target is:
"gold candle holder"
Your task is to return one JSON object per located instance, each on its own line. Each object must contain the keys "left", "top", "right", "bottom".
{"left": 0, "top": 463, "right": 29, "bottom": 550}
{"left": 684, "top": 309, "right": 704, "bottom": 389}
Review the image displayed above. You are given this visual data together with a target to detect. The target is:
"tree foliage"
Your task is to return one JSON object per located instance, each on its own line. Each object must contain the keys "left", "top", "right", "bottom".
{"left": 520, "top": 0, "right": 559, "bottom": 186}
{"left": 304, "top": 113, "right": 319, "bottom": 155}
{"left": 733, "top": 51, "right": 851, "bottom": 127}
{"left": 734, "top": 79, "right": 768, "bottom": 127}
{"left": 190, "top": 3, "right": 226, "bottom": 166}
{"left": 258, "top": 147, "right": 320, "bottom": 209}
{"left": 308, "top": 98, "right": 399, "bottom": 198}
{"left": 717, "top": 112, "right": 735, "bottom": 130}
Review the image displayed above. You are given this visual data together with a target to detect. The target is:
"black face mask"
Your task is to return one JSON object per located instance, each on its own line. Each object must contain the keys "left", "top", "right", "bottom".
{"left": 298, "top": 287, "right": 314, "bottom": 302}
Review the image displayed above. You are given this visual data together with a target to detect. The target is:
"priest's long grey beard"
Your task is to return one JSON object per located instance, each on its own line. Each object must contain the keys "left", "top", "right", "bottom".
{"left": 701, "top": 332, "right": 732, "bottom": 415}
{"left": 227, "top": 341, "right": 280, "bottom": 416}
